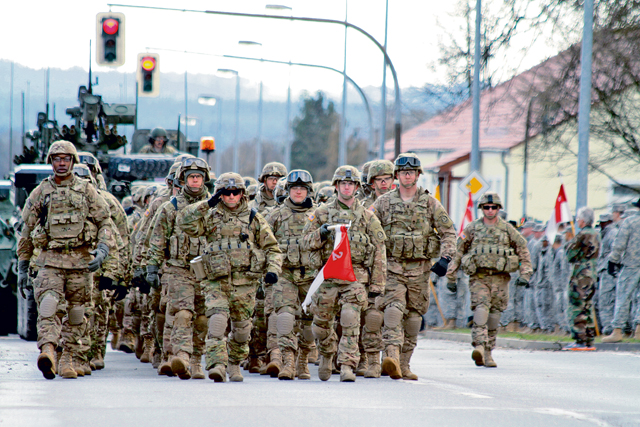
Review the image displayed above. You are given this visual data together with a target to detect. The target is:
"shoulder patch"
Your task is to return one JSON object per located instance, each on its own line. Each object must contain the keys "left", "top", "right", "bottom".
{"left": 368, "top": 205, "right": 376, "bottom": 213}
{"left": 144, "top": 209, "right": 151, "bottom": 217}
{"left": 308, "top": 214, "right": 316, "bottom": 222}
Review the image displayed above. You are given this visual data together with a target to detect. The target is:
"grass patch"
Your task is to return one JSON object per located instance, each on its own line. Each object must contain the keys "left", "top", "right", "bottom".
{"left": 425, "top": 328, "right": 640, "bottom": 343}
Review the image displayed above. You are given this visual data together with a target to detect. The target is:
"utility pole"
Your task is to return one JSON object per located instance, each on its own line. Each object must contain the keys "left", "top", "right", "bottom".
{"left": 576, "top": 0, "right": 594, "bottom": 209}
{"left": 470, "top": 0, "right": 481, "bottom": 173}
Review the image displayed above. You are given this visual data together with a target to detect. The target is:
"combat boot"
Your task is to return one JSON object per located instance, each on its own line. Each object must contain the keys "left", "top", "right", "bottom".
{"left": 228, "top": 363, "right": 243, "bottom": 382}
{"left": 135, "top": 336, "right": 144, "bottom": 360}
{"left": 472, "top": 345, "right": 485, "bottom": 366}
{"left": 110, "top": 331, "right": 120, "bottom": 350}
{"left": 434, "top": 318, "right": 456, "bottom": 331}
{"left": 308, "top": 345, "right": 318, "bottom": 364}
{"left": 356, "top": 354, "right": 368, "bottom": 376}
{"left": 91, "top": 354, "right": 105, "bottom": 370}
{"left": 602, "top": 328, "right": 624, "bottom": 343}
{"left": 171, "top": 351, "right": 191, "bottom": 380}
{"left": 318, "top": 354, "right": 334, "bottom": 381}
{"left": 278, "top": 349, "right": 296, "bottom": 380}
{"left": 190, "top": 355, "right": 205, "bottom": 380}
{"left": 73, "top": 356, "right": 85, "bottom": 377}
{"left": 340, "top": 365, "right": 356, "bottom": 382}
{"left": 266, "top": 348, "right": 282, "bottom": 378}
{"left": 59, "top": 352, "right": 77, "bottom": 379}
{"left": 118, "top": 331, "right": 136, "bottom": 354}
{"left": 208, "top": 364, "right": 227, "bottom": 382}
{"left": 259, "top": 355, "right": 269, "bottom": 375}
{"left": 79, "top": 357, "right": 92, "bottom": 376}
{"left": 37, "top": 343, "right": 57, "bottom": 380}
{"left": 484, "top": 346, "right": 497, "bottom": 368}
{"left": 152, "top": 349, "right": 161, "bottom": 369}
{"left": 158, "top": 357, "right": 173, "bottom": 376}
{"left": 248, "top": 357, "right": 261, "bottom": 374}
{"left": 296, "top": 348, "right": 311, "bottom": 380}
{"left": 400, "top": 350, "right": 418, "bottom": 380}
{"left": 363, "top": 352, "right": 381, "bottom": 378}
{"left": 140, "top": 336, "right": 154, "bottom": 364}
{"left": 381, "top": 345, "right": 402, "bottom": 380}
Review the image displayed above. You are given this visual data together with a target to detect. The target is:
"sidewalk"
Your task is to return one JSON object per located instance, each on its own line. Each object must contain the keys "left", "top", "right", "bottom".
{"left": 421, "top": 329, "right": 640, "bottom": 352}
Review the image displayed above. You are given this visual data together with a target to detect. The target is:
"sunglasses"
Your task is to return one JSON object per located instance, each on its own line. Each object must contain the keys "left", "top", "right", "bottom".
{"left": 221, "top": 189, "right": 242, "bottom": 196}
{"left": 482, "top": 205, "right": 499, "bottom": 211}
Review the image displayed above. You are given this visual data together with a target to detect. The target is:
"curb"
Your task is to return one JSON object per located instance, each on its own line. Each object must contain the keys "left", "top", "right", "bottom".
{"left": 421, "top": 331, "right": 640, "bottom": 352}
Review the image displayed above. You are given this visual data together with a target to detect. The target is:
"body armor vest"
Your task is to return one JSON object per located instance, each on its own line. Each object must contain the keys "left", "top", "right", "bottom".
{"left": 167, "top": 194, "right": 208, "bottom": 268}
{"left": 273, "top": 205, "right": 319, "bottom": 269}
{"left": 461, "top": 219, "right": 519, "bottom": 275}
{"left": 323, "top": 202, "right": 374, "bottom": 267}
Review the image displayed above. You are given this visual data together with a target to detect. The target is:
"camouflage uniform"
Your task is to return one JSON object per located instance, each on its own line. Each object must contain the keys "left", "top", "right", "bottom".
{"left": 565, "top": 225, "right": 601, "bottom": 345}
{"left": 18, "top": 141, "right": 115, "bottom": 379}
{"left": 597, "top": 220, "right": 618, "bottom": 335}
{"left": 551, "top": 239, "right": 572, "bottom": 332}
{"left": 533, "top": 238, "right": 554, "bottom": 332}
{"left": 177, "top": 173, "right": 282, "bottom": 381}
{"left": 524, "top": 234, "right": 542, "bottom": 330}
{"left": 303, "top": 167, "right": 386, "bottom": 381}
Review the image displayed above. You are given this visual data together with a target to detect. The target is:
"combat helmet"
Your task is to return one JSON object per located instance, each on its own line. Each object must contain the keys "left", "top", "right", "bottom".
{"left": 215, "top": 172, "right": 246, "bottom": 193}
{"left": 258, "top": 162, "right": 287, "bottom": 183}
{"left": 367, "top": 160, "right": 395, "bottom": 185}
{"left": 77, "top": 151, "right": 102, "bottom": 175}
{"left": 244, "top": 176, "right": 258, "bottom": 188}
{"left": 316, "top": 186, "right": 335, "bottom": 203}
{"left": 73, "top": 163, "right": 93, "bottom": 181}
{"left": 167, "top": 161, "right": 181, "bottom": 185}
{"left": 285, "top": 169, "right": 313, "bottom": 192}
{"left": 331, "top": 165, "right": 361, "bottom": 186}
{"left": 361, "top": 161, "right": 374, "bottom": 186}
{"left": 177, "top": 157, "right": 210, "bottom": 197}
{"left": 143, "top": 184, "right": 159, "bottom": 203}
{"left": 477, "top": 192, "right": 502, "bottom": 209}
{"left": 47, "top": 140, "right": 80, "bottom": 164}
{"left": 149, "top": 127, "right": 168, "bottom": 144}
{"left": 131, "top": 186, "right": 147, "bottom": 205}
{"left": 247, "top": 184, "right": 258, "bottom": 200}
{"left": 393, "top": 152, "right": 423, "bottom": 177}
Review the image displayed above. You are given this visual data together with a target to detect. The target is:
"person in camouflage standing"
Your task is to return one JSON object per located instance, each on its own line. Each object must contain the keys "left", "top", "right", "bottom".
{"left": 446, "top": 192, "right": 532, "bottom": 367}
{"left": 17, "top": 141, "right": 115, "bottom": 379}
{"left": 362, "top": 160, "right": 394, "bottom": 210}
{"left": 139, "top": 127, "right": 178, "bottom": 154}
{"left": 250, "top": 162, "right": 287, "bottom": 212}
{"left": 177, "top": 172, "right": 282, "bottom": 382}
{"left": 303, "top": 165, "right": 387, "bottom": 382}
{"left": 372, "top": 153, "right": 455, "bottom": 380}
{"left": 147, "top": 158, "right": 211, "bottom": 380}
{"left": 264, "top": 169, "right": 319, "bottom": 380}
{"left": 563, "top": 207, "right": 600, "bottom": 350}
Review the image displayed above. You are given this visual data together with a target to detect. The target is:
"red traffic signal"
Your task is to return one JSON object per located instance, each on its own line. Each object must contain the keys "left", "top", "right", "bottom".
{"left": 96, "top": 12, "right": 125, "bottom": 67}
{"left": 141, "top": 56, "right": 156, "bottom": 72}
{"left": 102, "top": 18, "right": 119, "bottom": 35}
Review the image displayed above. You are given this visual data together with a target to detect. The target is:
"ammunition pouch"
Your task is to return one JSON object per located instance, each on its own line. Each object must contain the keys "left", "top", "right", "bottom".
{"left": 279, "top": 238, "right": 322, "bottom": 270}
{"left": 462, "top": 245, "right": 518, "bottom": 275}
{"left": 387, "top": 232, "right": 426, "bottom": 261}
{"left": 426, "top": 232, "right": 441, "bottom": 259}
{"left": 349, "top": 230, "right": 374, "bottom": 266}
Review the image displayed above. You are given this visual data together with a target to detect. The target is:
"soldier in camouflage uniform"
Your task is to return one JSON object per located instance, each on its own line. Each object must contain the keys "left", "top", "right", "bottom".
{"left": 17, "top": 141, "right": 115, "bottom": 379}
{"left": 250, "top": 162, "right": 287, "bottom": 212}
{"left": 550, "top": 233, "right": 571, "bottom": 334}
{"left": 177, "top": 172, "right": 282, "bottom": 382}
{"left": 303, "top": 165, "right": 387, "bottom": 382}
{"left": 264, "top": 170, "right": 319, "bottom": 380}
{"left": 533, "top": 235, "right": 554, "bottom": 333}
{"left": 147, "top": 158, "right": 211, "bottom": 380}
{"left": 357, "top": 161, "right": 374, "bottom": 201}
{"left": 371, "top": 153, "right": 455, "bottom": 380}
{"left": 595, "top": 214, "right": 615, "bottom": 335}
{"left": 602, "top": 200, "right": 640, "bottom": 342}
{"left": 446, "top": 192, "right": 532, "bottom": 367}
{"left": 362, "top": 160, "right": 394, "bottom": 210}
{"left": 316, "top": 186, "right": 335, "bottom": 205}
{"left": 563, "top": 207, "right": 600, "bottom": 350}
{"left": 139, "top": 127, "right": 178, "bottom": 154}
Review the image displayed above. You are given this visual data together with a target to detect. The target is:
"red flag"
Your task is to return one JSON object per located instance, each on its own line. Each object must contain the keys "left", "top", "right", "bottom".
{"left": 546, "top": 184, "right": 572, "bottom": 242}
{"left": 459, "top": 192, "right": 474, "bottom": 237}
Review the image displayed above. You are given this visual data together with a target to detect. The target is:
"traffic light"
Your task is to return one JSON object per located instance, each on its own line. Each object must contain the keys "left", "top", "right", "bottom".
{"left": 96, "top": 12, "right": 125, "bottom": 66}
{"left": 137, "top": 53, "right": 160, "bottom": 97}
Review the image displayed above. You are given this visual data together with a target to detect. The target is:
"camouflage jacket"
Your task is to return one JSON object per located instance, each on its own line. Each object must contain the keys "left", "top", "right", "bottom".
{"left": 18, "top": 175, "right": 115, "bottom": 269}
{"left": 249, "top": 185, "right": 276, "bottom": 213}
{"left": 127, "top": 205, "right": 145, "bottom": 245}
{"left": 597, "top": 223, "right": 618, "bottom": 272}
{"left": 139, "top": 144, "right": 178, "bottom": 154}
{"left": 551, "top": 244, "right": 571, "bottom": 290}
{"left": 302, "top": 198, "right": 387, "bottom": 294}
{"left": 177, "top": 196, "right": 282, "bottom": 281}
{"left": 99, "top": 189, "right": 129, "bottom": 280}
{"left": 362, "top": 192, "right": 380, "bottom": 210}
{"left": 147, "top": 189, "right": 209, "bottom": 269}
{"left": 447, "top": 217, "right": 532, "bottom": 282}
{"left": 131, "top": 188, "right": 173, "bottom": 268}
{"left": 609, "top": 213, "right": 640, "bottom": 268}
{"left": 566, "top": 225, "right": 600, "bottom": 280}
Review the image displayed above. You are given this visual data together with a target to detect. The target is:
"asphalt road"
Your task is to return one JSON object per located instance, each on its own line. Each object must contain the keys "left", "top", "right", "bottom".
{"left": 1, "top": 335, "right": 639, "bottom": 427}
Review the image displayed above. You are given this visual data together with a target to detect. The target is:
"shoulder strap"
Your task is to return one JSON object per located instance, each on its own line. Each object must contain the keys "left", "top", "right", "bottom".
{"left": 170, "top": 197, "right": 178, "bottom": 210}
{"left": 249, "top": 207, "right": 257, "bottom": 226}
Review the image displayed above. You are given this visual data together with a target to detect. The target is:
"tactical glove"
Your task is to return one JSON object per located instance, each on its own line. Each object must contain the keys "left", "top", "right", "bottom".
{"left": 447, "top": 281, "right": 457, "bottom": 293}
{"left": 112, "top": 285, "right": 128, "bottom": 302}
{"left": 88, "top": 243, "right": 109, "bottom": 272}
{"left": 430, "top": 256, "right": 451, "bottom": 277}
{"left": 319, "top": 223, "right": 331, "bottom": 241}
{"left": 256, "top": 283, "right": 265, "bottom": 300}
{"left": 98, "top": 276, "right": 114, "bottom": 291}
{"left": 207, "top": 189, "right": 224, "bottom": 208}
{"left": 515, "top": 277, "right": 529, "bottom": 288}
{"left": 264, "top": 272, "right": 278, "bottom": 285}
{"left": 367, "top": 291, "right": 381, "bottom": 302}
{"left": 608, "top": 261, "right": 621, "bottom": 278}
{"left": 18, "top": 260, "right": 31, "bottom": 299}
{"left": 138, "top": 280, "right": 151, "bottom": 295}
{"left": 146, "top": 265, "right": 160, "bottom": 289}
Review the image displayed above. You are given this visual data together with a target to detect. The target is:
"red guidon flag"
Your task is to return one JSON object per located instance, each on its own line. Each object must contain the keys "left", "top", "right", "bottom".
{"left": 546, "top": 184, "right": 572, "bottom": 243}
{"left": 302, "top": 224, "right": 356, "bottom": 313}
{"left": 459, "top": 192, "right": 474, "bottom": 238}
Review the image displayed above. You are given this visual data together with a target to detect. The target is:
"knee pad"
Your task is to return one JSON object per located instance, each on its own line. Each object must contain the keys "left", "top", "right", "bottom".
{"left": 474, "top": 306, "right": 489, "bottom": 327}
{"left": 39, "top": 294, "right": 59, "bottom": 318}
{"left": 174, "top": 310, "right": 193, "bottom": 327}
{"left": 208, "top": 313, "right": 228, "bottom": 339}
{"left": 276, "top": 312, "right": 295, "bottom": 336}
{"left": 301, "top": 324, "right": 314, "bottom": 343}
{"left": 487, "top": 313, "right": 501, "bottom": 331}
{"left": 268, "top": 312, "right": 278, "bottom": 335}
{"left": 232, "top": 319, "right": 252, "bottom": 343}
{"left": 340, "top": 308, "right": 359, "bottom": 329}
{"left": 312, "top": 323, "right": 331, "bottom": 341}
{"left": 68, "top": 305, "right": 85, "bottom": 326}
{"left": 403, "top": 316, "right": 422, "bottom": 337}
{"left": 194, "top": 315, "right": 208, "bottom": 334}
{"left": 364, "top": 309, "right": 384, "bottom": 332}
{"left": 384, "top": 306, "right": 404, "bottom": 329}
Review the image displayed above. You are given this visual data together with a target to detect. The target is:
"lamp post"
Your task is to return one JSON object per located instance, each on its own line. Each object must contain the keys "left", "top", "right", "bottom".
{"left": 217, "top": 68, "right": 240, "bottom": 173}
{"left": 197, "top": 95, "right": 217, "bottom": 170}
{"left": 238, "top": 40, "right": 264, "bottom": 179}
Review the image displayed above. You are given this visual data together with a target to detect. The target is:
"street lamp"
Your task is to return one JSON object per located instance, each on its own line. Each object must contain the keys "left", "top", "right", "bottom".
{"left": 238, "top": 40, "right": 264, "bottom": 179}
{"left": 217, "top": 68, "right": 240, "bottom": 173}
{"left": 198, "top": 95, "right": 218, "bottom": 171}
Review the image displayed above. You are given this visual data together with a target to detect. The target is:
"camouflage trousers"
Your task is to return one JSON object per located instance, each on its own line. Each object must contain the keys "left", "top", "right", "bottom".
{"left": 122, "top": 288, "right": 142, "bottom": 339}
{"left": 610, "top": 266, "right": 640, "bottom": 330}
{"left": 568, "top": 272, "right": 596, "bottom": 344}
{"left": 380, "top": 263, "right": 430, "bottom": 353}
{"left": 203, "top": 272, "right": 259, "bottom": 369}
{"left": 248, "top": 281, "right": 271, "bottom": 361}
{"left": 523, "top": 286, "right": 540, "bottom": 329}
{"left": 147, "top": 284, "right": 166, "bottom": 356}
{"left": 534, "top": 282, "right": 555, "bottom": 331}
{"left": 310, "top": 279, "right": 366, "bottom": 368}
{"left": 88, "top": 277, "right": 111, "bottom": 359}
{"left": 500, "top": 274, "right": 523, "bottom": 327}
{"left": 552, "top": 285, "right": 570, "bottom": 332}
{"left": 163, "top": 265, "right": 206, "bottom": 357}
{"left": 33, "top": 266, "right": 92, "bottom": 357}
{"left": 109, "top": 299, "right": 125, "bottom": 335}
{"left": 469, "top": 271, "right": 510, "bottom": 350}
{"left": 438, "top": 272, "right": 471, "bottom": 328}
{"left": 273, "top": 269, "right": 314, "bottom": 352}
{"left": 597, "top": 271, "right": 617, "bottom": 335}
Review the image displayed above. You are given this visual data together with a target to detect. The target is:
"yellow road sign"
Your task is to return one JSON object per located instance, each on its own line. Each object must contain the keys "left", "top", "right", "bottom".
{"left": 459, "top": 171, "right": 490, "bottom": 201}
